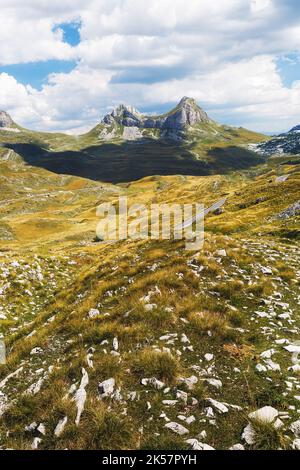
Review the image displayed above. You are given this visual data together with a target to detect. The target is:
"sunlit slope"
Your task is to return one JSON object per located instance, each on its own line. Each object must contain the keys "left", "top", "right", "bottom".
{"left": 1, "top": 150, "right": 299, "bottom": 251}
{"left": 0, "top": 148, "right": 120, "bottom": 251}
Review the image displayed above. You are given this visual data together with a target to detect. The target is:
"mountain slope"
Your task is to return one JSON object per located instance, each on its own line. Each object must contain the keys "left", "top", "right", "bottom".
{"left": 1, "top": 98, "right": 268, "bottom": 183}
{"left": 251, "top": 125, "right": 300, "bottom": 156}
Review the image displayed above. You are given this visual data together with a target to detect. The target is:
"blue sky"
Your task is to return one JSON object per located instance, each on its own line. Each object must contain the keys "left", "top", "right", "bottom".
{"left": 0, "top": 23, "right": 79, "bottom": 89}
{"left": 0, "top": 0, "right": 299, "bottom": 134}
{"left": 55, "top": 22, "right": 81, "bottom": 47}
{"left": 0, "top": 60, "right": 76, "bottom": 90}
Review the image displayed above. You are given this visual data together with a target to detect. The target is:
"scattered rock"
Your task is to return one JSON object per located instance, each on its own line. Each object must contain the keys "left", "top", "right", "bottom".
{"left": 141, "top": 377, "right": 165, "bottom": 390}
{"left": 216, "top": 249, "right": 227, "bottom": 257}
{"left": 205, "top": 378, "right": 222, "bottom": 389}
{"left": 261, "top": 266, "right": 273, "bottom": 275}
{"left": 54, "top": 416, "right": 68, "bottom": 437}
{"left": 207, "top": 398, "right": 228, "bottom": 414}
{"left": 31, "top": 437, "right": 42, "bottom": 450}
{"left": 229, "top": 443, "right": 245, "bottom": 450}
{"left": 186, "top": 439, "right": 215, "bottom": 450}
{"left": 242, "top": 424, "right": 256, "bottom": 445}
{"left": 204, "top": 353, "right": 214, "bottom": 362}
{"left": 292, "top": 439, "right": 300, "bottom": 450}
{"left": 248, "top": 406, "right": 279, "bottom": 423}
{"left": 112, "top": 337, "right": 119, "bottom": 351}
{"left": 290, "top": 420, "right": 300, "bottom": 437}
{"left": 73, "top": 368, "right": 89, "bottom": 426}
{"left": 37, "top": 423, "right": 46, "bottom": 436}
{"left": 88, "top": 308, "right": 100, "bottom": 319}
{"left": 274, "top": 201, "right": 300, "bottom": 220}
{"left": 25, "top": 422, "right": 38, "bottom": 432}
{"left": 144, "top": 303, "right": 157, "bottom": 312}
{"left": 30, "top": 347, "right": 43, "bottom": 355}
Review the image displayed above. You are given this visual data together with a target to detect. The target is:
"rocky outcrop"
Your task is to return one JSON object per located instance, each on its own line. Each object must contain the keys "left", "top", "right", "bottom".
{"left": 103, "top": 104, "right": 143, "bottom": 127}
{"left": 0, "top": 111, "right": 14, "bottom": 128}
{"left": 274, "top": 201, "right": 300, "bottom": 220}
{"left": 101, "top": 97, "right": 210, "bottom": 137}
{"left": 290, "top": 125, "right": 300, "bottom": 133}
{"left": 161, "top": 97, "right": 209, "bottom": 130}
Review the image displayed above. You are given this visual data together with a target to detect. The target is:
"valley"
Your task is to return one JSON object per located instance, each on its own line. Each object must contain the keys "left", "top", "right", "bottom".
{"left": 1, "top": 98, "right": 266, "bottom": 184}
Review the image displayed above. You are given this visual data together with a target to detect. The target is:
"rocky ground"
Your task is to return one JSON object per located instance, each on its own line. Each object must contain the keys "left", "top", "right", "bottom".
{"left": 0, "top": 233, "right": 299, "bottom": 450}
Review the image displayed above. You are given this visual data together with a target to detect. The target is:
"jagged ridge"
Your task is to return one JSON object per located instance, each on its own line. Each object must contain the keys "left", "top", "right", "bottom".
{"left": 0, "top": 111, "right": 14, "bottom": 128}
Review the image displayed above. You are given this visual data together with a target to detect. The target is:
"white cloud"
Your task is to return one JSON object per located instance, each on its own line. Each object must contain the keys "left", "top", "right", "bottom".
{"left": 0, "top": 0, "right": 300, "bottom": 133}
{"left": 0, "top": 2, "right": 81, "bottom": 64}
{"left": 251, "top": 0, "right": 273, "bottom": 14}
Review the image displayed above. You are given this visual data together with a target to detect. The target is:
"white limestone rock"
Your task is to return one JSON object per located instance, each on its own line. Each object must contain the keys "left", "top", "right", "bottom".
{"left": 141, "top": 377, "right": 165, "bottom": 390}
{"left": 290, "top": 420, "right": 300, "bottom": 437}
{"left": 242, "top": 424, "right": 256, "bottom": 445}
{"left": 186, "top": 439, "right": 215, "bottom": 450}
{"left": 229, "top": 443, "right": 245, "bottom": 450}
{"left": 204, "top": 353, "right": 214, "bottom": 362}
{"left": 165, "top": 422, "right": 189, "bottom": 436}
{"left": 98, "top": 377, "right": 116, "bottom": 397}
{"left": 88, "top": 308, "right": 100, "bottom": 319}
{"left": 54, "top": 416, "right": 68, "bottom": 437}
{"left": 248, "top": 406, "right": 279, "bottom": 423}
{"left": 73, "top": 368, "right": 89, "bottom": 426}
{"left": 207, "top": 398, "right": 228, "bottom": 414}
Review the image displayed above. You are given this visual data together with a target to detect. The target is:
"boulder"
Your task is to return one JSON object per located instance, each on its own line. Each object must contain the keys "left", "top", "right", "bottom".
{"left": 290, "top": 420, "right": 300, "bottom": 437}
{"left": 248, "top": 406, "right": 279, "bottom": 423}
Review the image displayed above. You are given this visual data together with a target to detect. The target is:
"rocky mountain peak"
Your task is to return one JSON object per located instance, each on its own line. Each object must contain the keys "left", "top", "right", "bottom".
{"left": 102, "top": 104, "right": 142, "bottom": 127}
{"left": 178, "top": 96, "right": 198, "bottom": 108}
{"left": 166, "top": 96, "right": 209, "bottom": 129}
{"left": 0, "top": 111, "right": 14, "bottom": 128}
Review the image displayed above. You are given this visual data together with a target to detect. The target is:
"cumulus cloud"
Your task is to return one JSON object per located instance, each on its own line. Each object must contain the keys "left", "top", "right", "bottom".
{"left": 0, "top": 0, "right": 300, "bottom": 133}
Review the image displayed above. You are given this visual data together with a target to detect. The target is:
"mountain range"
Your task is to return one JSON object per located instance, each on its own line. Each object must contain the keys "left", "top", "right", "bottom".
{"left": 0, "top": 97, "right": 268, "bottom": 183}
{"left": 98, "top": 97, "right": 210, "bottom": 141}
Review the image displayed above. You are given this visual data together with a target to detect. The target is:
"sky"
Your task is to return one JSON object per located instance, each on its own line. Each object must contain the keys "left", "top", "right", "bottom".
{"left": 0, "top": 0, "right": 299, "bottom": 134}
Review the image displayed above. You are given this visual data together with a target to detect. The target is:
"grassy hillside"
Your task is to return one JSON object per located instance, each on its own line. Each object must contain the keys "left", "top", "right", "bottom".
{"left": 0, "top": 152, "right": 299, "bottom": 450}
